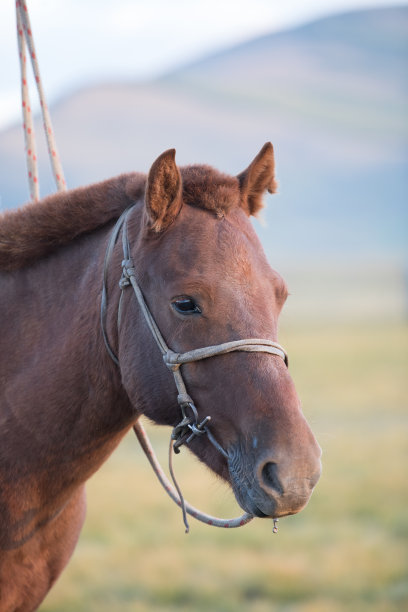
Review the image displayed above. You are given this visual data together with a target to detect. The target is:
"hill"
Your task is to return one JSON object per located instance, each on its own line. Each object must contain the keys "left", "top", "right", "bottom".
{"left": 0, "top": 6, "right": 406, "bottom": 320}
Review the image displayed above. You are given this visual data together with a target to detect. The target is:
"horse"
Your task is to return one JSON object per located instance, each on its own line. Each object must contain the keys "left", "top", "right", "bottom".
{"left": 0, "top": 143, "right": 321, "bottom": 611}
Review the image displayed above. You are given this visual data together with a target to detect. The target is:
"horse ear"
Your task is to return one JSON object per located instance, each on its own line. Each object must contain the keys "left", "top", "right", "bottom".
{"left": 237, "top": 142, "right": 277, "bottom": 216}
{"left": 145, "top": 149, "right": 183, "bottom": 232}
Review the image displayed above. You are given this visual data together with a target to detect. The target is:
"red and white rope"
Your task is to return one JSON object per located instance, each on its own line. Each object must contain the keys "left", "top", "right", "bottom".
{"left": 16, "top": 0, "right": 66, "bottom": 200}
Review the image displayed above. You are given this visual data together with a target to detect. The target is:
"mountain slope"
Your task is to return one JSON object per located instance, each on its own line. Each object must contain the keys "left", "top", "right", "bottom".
{"left": 0, "top": 6, "right": 406, "bottom": 272}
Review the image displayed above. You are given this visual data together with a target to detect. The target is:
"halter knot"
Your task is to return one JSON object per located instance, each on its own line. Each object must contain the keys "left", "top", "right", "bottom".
{"left": 189, "top": 417, "right": 211, "bottom": 437}
{"left": 171, "top": 413, "right": 194, "bottom": 454}
{"left": 171, "top": 401, "right": 212, "bottom": 453}
{"left": 119, "top": 258, "right": 135, "bottom": 289}
{"left": 164, "top": 351, "right": 181, "bottom": 371}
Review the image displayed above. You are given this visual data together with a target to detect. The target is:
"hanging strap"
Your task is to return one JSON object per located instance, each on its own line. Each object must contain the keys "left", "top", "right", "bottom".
{"left": 16, "top": 0, "right": 66, "bottom": 200}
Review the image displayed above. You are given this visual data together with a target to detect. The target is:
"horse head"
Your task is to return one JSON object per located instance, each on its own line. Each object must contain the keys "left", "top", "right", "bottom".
{"left": 116, "top": 144, "right": 321, "bottom": 520}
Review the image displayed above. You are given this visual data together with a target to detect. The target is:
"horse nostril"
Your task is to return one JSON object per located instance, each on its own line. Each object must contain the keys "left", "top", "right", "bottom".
{"left": 261, "top": 462, "right": 284, "bottom": 495}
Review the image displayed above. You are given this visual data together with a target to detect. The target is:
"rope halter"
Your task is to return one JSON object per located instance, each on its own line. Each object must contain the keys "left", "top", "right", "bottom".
{"left": 101, "top": 206, "right": 288, "bottom": 533}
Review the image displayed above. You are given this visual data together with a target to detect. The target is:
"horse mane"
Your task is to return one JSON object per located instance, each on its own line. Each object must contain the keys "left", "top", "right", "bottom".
{"left": 0, "top": 166, "right": 241, "bottom": 272}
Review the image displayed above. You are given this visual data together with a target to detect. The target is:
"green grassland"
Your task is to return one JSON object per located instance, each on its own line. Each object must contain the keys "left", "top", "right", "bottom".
{"left": 41, "top": 320, "right": 407, "bottom": 611}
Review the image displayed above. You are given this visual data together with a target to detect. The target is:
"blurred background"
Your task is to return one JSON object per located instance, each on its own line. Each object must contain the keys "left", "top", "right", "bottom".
{"left": 1, "top": 1, "right": 407, "bottom": 610}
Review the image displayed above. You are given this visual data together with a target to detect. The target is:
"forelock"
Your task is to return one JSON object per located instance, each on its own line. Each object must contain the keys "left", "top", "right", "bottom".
{"left": 180, "top": 165, "right": 241, "bottom": 217}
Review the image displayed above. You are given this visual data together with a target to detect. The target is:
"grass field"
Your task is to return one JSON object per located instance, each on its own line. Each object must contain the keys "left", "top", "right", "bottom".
{"left": 40, "top": 320, "right": 407, "bottom": 611}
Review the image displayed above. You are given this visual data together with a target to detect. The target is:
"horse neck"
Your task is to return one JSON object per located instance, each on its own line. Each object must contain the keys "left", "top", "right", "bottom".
{"left": 0, "top": 224, "right": 135, "bottom": 503}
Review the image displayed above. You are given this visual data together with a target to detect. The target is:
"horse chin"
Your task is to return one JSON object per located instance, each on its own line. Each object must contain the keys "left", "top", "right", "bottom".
{"left": 232, "top": 484, "right": 310, "bottom": 519}
{"left": 238, "top": 498, "right": 272, "bottom": 519}
{"left": 230, "top": 482, "right": 278, "bottom": 518}
{"left": 230, "top": 472, "right": 314, "bottom": 519}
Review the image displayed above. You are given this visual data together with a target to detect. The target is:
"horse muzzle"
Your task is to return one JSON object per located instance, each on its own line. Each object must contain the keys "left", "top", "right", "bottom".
{"left": 228, "top": 439, "right": 322, "bottom": 519}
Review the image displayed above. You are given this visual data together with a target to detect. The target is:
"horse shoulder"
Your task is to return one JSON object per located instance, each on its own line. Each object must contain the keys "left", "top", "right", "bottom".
{"left": 0, "top": 485, "right": 86, "bottom": 612}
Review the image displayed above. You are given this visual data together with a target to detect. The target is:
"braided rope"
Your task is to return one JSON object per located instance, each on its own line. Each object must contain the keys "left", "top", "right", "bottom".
{"left": 16, "top": 1, "right": 66, "bottom": 199}
{"left": 16, "top": 5, "right": 38, "bottom": 200}
{"left": 165, "top": 339, "right": 288, "bottom": 369}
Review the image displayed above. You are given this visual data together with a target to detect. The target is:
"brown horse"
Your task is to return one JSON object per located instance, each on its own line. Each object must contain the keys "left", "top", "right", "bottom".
{"left": 0, "top": 143, "right": 321, "bottom": 611}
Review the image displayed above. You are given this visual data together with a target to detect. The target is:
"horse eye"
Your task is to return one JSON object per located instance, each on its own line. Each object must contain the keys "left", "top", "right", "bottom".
{"left": 172, "top": 297, "right": 201, "bottom": 315}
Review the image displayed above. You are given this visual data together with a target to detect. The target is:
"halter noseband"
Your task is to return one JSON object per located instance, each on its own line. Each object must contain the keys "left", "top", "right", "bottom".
{"left": 101, "top": 205, "right": 288, "bottom": 532}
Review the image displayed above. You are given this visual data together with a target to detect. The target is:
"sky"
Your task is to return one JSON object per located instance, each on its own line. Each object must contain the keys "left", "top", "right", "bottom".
{"left": 0, "top": 0, "right": 406, "bottom": 130}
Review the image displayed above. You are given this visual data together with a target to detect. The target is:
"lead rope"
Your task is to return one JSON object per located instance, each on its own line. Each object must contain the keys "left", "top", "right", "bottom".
{"left": 133, "top": 421, "right": 255, "bottom": 530}
{"left": 16, "top": 0, "right": 66, "bottom": 200}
